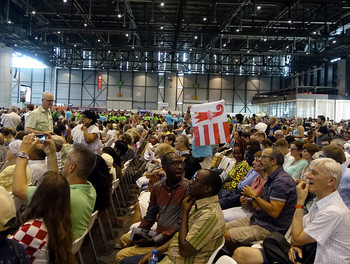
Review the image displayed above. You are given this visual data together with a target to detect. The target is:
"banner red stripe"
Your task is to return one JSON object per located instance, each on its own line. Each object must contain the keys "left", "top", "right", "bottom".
{"left": 203, "top": 125, "right": 210, "bottom": 145}
{"left": 223, "top": 121, "right": 231, "bottom": 143}
{"left": 193, "top": 126, "right": 201, "bottom": 147}
{"left": 213, "top": 123, "right": 220, "bottom": 144}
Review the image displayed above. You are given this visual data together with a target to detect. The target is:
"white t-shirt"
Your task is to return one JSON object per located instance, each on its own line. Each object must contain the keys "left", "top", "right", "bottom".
{"left": 71, "top": 124, "right": 101, "bottom": 153}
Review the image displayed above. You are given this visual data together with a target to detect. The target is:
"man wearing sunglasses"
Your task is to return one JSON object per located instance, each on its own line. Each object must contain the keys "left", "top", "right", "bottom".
{"left": 26, "top": 92, "right": 54, "bottom": 134}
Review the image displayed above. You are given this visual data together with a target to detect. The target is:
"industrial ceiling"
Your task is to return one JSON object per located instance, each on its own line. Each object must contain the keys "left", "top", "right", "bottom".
{"left": 1, "top": 0, "right": 350, "bottom": 75}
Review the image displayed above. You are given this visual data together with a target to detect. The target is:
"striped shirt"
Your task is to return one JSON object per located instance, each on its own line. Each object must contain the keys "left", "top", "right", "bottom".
{"left": 161, "top": 196, "right": 225, "bottom": 264}
{"left": 303, "top": 191, "right": 350, "bottom": 264}
{"left": 138, "top": 178, "right": 189, "bottom": 246}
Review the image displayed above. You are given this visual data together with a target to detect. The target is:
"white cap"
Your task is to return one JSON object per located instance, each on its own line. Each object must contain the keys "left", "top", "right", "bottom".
{"left": 101, "top": 153, "right": 114, "bottom": 175}
{"left": 0, "top": 186, "right": 16, "bottom": 231}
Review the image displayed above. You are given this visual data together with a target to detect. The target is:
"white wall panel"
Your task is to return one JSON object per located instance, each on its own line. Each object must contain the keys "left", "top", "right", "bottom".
{"left": 209, "top": 89, "right": 221, "bottom": 101}
{"left": 222, "top": 76, "right": 234, "bottom": 89}
{"left": 134, "top": 73, "right": 146, "bottom": 86}
{"left": 133, "top": 87, "right": 145, "bottom": 102}
{"left": 209, "top": 76, "right": 221, "bottom": 88}
{"left": 221, "top": 90, "right": 233, "bottom": 104}
{"left": 32, "top": 69, "right": 44, "bottom": 82}
{"left": 70, "top": 70, "right": 82, "bottom": 84}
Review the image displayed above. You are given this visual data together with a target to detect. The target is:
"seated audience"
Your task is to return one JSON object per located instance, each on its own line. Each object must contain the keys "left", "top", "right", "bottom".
{"left": 224, "top": 147, "right": 297, "bottom": 253}
{"left": 115, "top": 152, "right": 189, "bottom": 263}
{"left": 121, "top": 169, "right": 225, "bottom": 264}
{"left": 233, "top": 158, "right": 350, "bottom": 264}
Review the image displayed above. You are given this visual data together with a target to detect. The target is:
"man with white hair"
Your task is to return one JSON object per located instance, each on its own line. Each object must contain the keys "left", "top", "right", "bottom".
{"left": 254, "top": 117, "right": 267, "bottom": 132}
{"left": 1, "top": 106, "right": 21, "bottom": 129}
{"left": 233, "top": 158, "right": 350, "bottom": 264}
{"left": 25, "top": 92, "right": 54, "bottom": 133}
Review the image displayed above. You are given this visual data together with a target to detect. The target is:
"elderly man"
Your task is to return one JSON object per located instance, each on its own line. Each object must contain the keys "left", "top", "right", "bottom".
{"left": 233, "top": 158, "right": 350, "bottom": 264}
{"left": 1, "top": 106, "right": 21, "bottom": 129}
{"left": 25, "top": 92, "right": 54, "bottom": 133}
{"left": 121, "top": 169, "right": 225, "bottom": 264}
{"left": 115, "top": 152, "right": 189, "bottom": 263}
{"left": 224, "top": 147, "right": 296, "bottom": 253}
{"left": 12, "top": 134, "right": 97, "bottom": 239}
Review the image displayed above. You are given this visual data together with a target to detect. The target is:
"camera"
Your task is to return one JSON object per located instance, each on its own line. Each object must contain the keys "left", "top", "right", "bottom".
{"left": 35, "top": 134, "right": 46, "bottom": 143}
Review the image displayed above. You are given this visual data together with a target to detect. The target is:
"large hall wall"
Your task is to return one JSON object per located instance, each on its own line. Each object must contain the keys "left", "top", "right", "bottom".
{"left": 11, "top": 67, "right": 284, "bottom": 113}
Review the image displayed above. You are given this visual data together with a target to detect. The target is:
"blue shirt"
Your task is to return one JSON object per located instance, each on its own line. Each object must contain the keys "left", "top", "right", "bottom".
{"left": 166, "top": 114, "right": 173, "bottom": 125}
{"left": 339, "top": 164, "right": 350, "bottom": 209}
{"left": 65, "top": 111, "right": 72, "bottom": 120}
{"left": 237, "top": 168, "right": 259, "bottom": 191}
{"left": 251, "top": 167, "right": 297, "bottom": 234}
{"left": 100, "top": 115, "right": 107, "bottom": 122}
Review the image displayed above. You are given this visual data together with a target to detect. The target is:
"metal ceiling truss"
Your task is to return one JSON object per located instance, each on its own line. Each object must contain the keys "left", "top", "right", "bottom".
{"left": 2, "top": 0, "right": 350, "bottom": 75}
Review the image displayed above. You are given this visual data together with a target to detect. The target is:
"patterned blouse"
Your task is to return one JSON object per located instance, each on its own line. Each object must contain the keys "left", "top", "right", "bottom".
{"left": 222, "top": 160, "right": 251, "bottom": 190}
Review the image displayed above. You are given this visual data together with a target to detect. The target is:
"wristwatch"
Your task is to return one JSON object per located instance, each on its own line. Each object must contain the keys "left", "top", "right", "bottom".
{"left": 16, "top": 151, "right": 29, "bottom": 160}
{"left": 252, "top": 195, "right": 259, "bottom": 202}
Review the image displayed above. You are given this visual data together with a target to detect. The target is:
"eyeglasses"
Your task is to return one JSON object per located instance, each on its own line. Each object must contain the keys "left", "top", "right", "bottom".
{"left": 261, "top": 155, "right": 274, "bottom": 159}
{"left": 192, "top": 172, "right": 206, "bottom": 184}
{"left": 254, "top": 157, "right": 262, "bottom": 161}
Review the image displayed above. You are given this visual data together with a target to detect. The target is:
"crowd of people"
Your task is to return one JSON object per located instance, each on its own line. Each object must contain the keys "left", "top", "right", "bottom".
{"left": 0, "top": 92, "right": 349, "bottom": 264}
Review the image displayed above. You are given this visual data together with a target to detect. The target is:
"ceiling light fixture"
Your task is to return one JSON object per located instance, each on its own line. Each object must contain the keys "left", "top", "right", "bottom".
{"left": 257, "top": 5, "right": 261, "bottom": 9}
{"left": 57, "top": 31, "right": 61, "bottom": 34}
{"left": 74, "top": 44, "right": 77, "bottom": 47}
{"left": 84, "top": 23, "right": 87, "bottom": 27}
{"left": 203, "top": 17, "right": 207, "bottom": 21}
{"left": 160, "top": 2, "right": 164, "bottom": 6}
{"left": 160, "top": 26, "right": 164, "bottom": 30}
{"left": 126, "top": 33, "right": 129, "bottom": 37}
{"left": 32, "top": 11, "right": 36, "bottom": 15}
{"left": 117, "top": 14, "right": 122, "bottom": 18}
{"left": 63, "top": 0, "right": 67, "bottom": 2}
{"left": 236, "top": 29, "right": 240, "bottom": 32}
{"left": 194, "top": 36, "right": 198, "bottom": 39}
{"left": 288, "top": 20, "right": 292, "bottom": 24}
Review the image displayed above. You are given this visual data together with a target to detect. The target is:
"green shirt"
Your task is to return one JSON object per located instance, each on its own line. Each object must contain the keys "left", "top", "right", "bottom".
{"left": 26, "top": 105, "right": 54, "bottom": 132}
{"left": 160, "top": 196, "right": 225, "bottom": 264}
{"left": 27, "top": 182, "right": 96, "bottom": 239}
{"left": 118, "top": 116, "right": 126, "bottom": 122}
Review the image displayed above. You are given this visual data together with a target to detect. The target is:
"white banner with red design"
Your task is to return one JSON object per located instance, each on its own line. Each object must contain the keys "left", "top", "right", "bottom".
{"left": 191, "top": 100, "right": 230, "bottom": 146}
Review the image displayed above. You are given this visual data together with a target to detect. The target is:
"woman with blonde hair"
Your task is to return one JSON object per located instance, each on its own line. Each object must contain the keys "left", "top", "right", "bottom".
{"left": 293, "top": 117, "right": 305, "bottom": 142}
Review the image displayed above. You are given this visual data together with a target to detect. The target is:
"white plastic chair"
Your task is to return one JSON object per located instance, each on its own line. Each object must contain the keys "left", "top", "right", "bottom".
{"left": 215, "top": 255, "right": 238, "bottom": 264}
{"left": 72, "top": 211, "right": 99, "bottom": 264}
{"left": 207, "top": 238, "right": 225, "bottom": 264}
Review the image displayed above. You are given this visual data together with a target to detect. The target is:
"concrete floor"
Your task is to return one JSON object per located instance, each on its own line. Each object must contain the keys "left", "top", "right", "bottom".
{"left": 79, "top": 182, "right": 138, "bottom": 264}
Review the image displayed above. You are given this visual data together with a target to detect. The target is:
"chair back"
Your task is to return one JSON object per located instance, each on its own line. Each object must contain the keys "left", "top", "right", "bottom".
{"left": 215, "top": 255, "right": 238, "bottom": 264}
{"left": 207, "top": 238, "right": 225, "bottom": 264}
{"left": 72, "top": 210, "right": 99, "bottom": 254}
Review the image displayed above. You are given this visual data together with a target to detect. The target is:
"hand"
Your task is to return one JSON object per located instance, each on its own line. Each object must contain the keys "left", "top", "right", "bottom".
{"left": 288, "top": 246, "right": 302, "bottom": 264}
{"left": 19, "top": 133, "right": 39, "bottom": 155}
{"left": 240, "top": 196, "right": 248, "bottom": 208}
{"left": 138, "top": 252, "right": 152, "bottom": 264}
{"left": 133, "top": 232, "right": 155, "bottom": 247}
{"left": 296, "top": 180, "right": 309, "bottom": 205}
{"left": 241, "top": 186, "right": 257, "bottom": 199}
{"left": 43, "top": 133, "right": 57, "bottom": 156}
{"left": 181, "top": 196, "right": 195, "bottom": 214}
{"left": 187, "top": 105, "right": 192, "bottom": 112}
{"left": 82, "top": 118, "right": 91, "bottom": 128}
